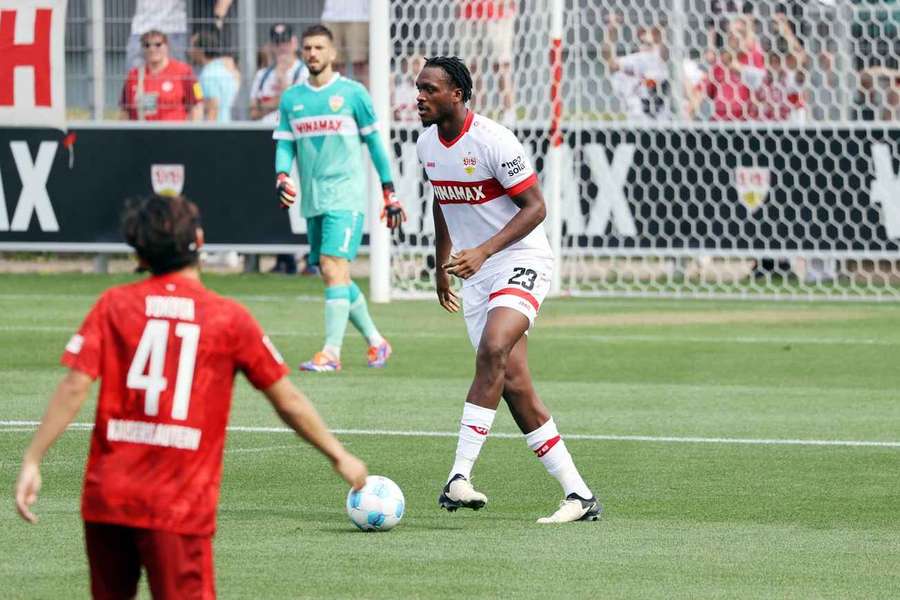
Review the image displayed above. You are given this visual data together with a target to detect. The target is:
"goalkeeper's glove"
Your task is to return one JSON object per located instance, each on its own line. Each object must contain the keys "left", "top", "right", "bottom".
{"left": 276, "top": 173, "right": 297, "bottom": 209}
{"left": 380, "top": 183, "right": 407, "bottom": 231}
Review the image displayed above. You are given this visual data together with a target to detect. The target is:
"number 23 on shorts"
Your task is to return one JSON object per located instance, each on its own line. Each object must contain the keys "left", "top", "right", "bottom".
{"left": 507, "top": 267, "right": 538, "bottom": 291}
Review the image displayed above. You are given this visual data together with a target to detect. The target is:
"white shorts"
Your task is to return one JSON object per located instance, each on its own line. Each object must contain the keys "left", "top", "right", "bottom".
{"left": 462, "top": 254, "right": 553, "bottom": 349}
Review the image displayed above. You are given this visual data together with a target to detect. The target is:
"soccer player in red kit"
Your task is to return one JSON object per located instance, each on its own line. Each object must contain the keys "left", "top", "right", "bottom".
{"left": 14, "top": 195, "right": 367, "bottom": 599}
{"left": 415, "top": 57, "right": 601, "bottom": 523}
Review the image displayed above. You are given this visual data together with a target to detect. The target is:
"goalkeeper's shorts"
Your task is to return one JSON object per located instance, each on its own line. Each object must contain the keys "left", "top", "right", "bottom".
{"left": 306, "top": 210, "right": 364, "bottom": 266}
{"left": 461, "top": 253, "right": 554, "bottom": 349}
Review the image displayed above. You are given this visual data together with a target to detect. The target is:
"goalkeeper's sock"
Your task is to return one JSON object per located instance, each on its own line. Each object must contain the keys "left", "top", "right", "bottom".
{"left": 448, "top": 403, "right": 496, "bottom": 483}
{"left": 348, "top": 281, "right": 384, "bottom": 346}
{"left": 323, "top": 285, "right": 351, "bottom": 360}
{"left": 525, "top": 418, "right": 593, "bottom": 499}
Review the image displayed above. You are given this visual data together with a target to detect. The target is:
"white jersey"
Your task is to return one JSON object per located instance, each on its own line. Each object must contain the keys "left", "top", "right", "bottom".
{"left": 250, "top": 60, "right": 309, "bottom": 123}
{"left": 417, "top": 112, "right": 552, "bottom": 276}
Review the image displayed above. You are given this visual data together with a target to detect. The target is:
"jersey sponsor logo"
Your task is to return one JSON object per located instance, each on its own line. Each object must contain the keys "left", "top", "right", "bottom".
{"left": 145, "top": 295, "right": 196, "bottom": 321}
{"left": 463, "top": 153, "right": 477, "bottom": 175}
{"left": 329, "top": 94, "right": 344, "bottom": 111}
{"left": 65, "top": 333, "right": 84, "bottom": 354}
{"left": 151, "top": 164, "right": 185, "bottom": 197}
{"left": 501, "top": 155, "right": 527, "bottom": 178}
{"left": 431, "top": 178, "right": 505, "bottom": 205}
{"left": 293, "top": 104, "right": 304, "bottom": 111}
{"left": 426, "top": 161, "right": 436, "bottom": 167}
{"left": 290, "top": 116, "right": 357, "bottom": 137}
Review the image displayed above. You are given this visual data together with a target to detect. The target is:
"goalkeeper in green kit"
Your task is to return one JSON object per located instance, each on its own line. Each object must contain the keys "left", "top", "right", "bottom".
{"left": 274, "top": 24, "right": 406, "bottom": 372}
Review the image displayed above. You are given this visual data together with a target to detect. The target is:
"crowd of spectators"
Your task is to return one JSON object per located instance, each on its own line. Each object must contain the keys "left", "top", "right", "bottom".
{"left": 114, "top": 0, "right": 900, "bottom": 125}
{"left": 600, "top": 1, "right": 900, "bottom": 123}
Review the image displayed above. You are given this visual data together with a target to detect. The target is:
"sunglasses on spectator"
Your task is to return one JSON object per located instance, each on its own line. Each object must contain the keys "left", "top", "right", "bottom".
{"left": 142, "top": 41, "right": 165, "bottom": 49}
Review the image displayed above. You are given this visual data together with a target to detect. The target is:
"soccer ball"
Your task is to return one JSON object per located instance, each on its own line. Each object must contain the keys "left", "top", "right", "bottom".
{"left": 346, "top": 475, "right": 405, "bottom": 531}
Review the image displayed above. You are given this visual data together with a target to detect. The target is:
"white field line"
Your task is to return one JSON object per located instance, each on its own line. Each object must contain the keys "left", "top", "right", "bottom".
{"left": 1, "top": 421, "right": 899, "bottom": 449}
{"left": 0, "top": 324, "right": 896, "bottom": 347}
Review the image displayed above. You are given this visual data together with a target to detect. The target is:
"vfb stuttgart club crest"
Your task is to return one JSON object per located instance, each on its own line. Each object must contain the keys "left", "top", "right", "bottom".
{"left": 329, "top": 95, "right": 344, "bottom": 111}
{"left": 463, "top": 153, "right": 477, "bottom": 175}
{"left": 151, "top": 164, "right": 185, "bottom": 197}
{"left": 734, "top": 167, "right": 771, "bottom": 214}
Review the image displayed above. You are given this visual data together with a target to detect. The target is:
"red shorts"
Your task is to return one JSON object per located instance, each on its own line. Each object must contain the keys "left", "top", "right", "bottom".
{"left": 84, "top": 521, "right": 215, "bottom": 600}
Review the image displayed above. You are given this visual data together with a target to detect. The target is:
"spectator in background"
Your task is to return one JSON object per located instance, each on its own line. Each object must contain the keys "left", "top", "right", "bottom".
{"left": 394, "top": 54, "right": 425, "bottom": 123}
{"left": 121, "top": 31, "right": 203, "bottom": 122}
{"left": 127, "top": 0, "right": 189, "bottom": 69}
{"left": 250, "top": 24, "right": 309, "bottom": 124}
{"left": 250, "top": 23, "right": 310, "bottom": 275}
{"left": 190, "top": 28, "right": 240, "bottom": 123}
{"left": 458, "top": 0, "right": 518, "bottom": 126}
{"left": 857, "top": 65, "right": 900, "bottom": 121}
{"left": 602, "top": 15, "right": 707, "bottom": 121}
{"left": 321, "top": 0, "right": 370, "bottom": 88}
{"left": 765, "top": 11, "right": 809, "bottom": 123}
{"left": 706, "top": 15, "right": 767, "bottom": 121}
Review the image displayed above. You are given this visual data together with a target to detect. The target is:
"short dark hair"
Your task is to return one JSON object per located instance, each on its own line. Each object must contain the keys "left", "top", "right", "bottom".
{"left": 424, "top": 56, "right": 473, "bottom": 103}
{"left": 193, "top": 27, "right": 222, "bottom": 58}
{"left": 121, "top": 195, "right": 201, "bottom": 275}
{"left": 301, "top": 24, "right": 334, "bottom": 42}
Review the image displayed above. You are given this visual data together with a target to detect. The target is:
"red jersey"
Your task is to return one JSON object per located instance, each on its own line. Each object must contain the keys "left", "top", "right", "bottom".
{"left": 62, "top": 273, "right": 289, "bottom": 536}
{"left": 121, "top": 60, "right": 202, "bottom": 121}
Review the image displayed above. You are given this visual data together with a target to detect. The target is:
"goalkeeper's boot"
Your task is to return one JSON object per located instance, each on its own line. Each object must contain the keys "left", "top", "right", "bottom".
{"left": 438, "top": 474, "right": 487, "bottom": 512}
{"left": 536, "top": 493, "right": 602, "bottom": 524}
{"left": 367, "top": 340, "right": 392, "bottom": 368}
{"left": 299, "top": 351, "right": 342, "bottom": 373}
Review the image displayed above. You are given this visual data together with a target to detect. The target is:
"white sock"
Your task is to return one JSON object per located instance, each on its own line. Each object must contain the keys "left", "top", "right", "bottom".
{"left": 367, "top": 332, "right": 384, "bottom": 347}
{"left": 525, "top": 418, "right": 593, "bottom": 499}
{"left": 323, "top": 345, "right": 341, "bottom": 360}
{"left": 448, "top": 403, "right": 496, "bottom": 483}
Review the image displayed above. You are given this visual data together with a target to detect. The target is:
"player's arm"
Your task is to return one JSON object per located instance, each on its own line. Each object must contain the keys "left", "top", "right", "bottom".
{"left": 262, "top": 378, "right": 367, "bottom": 489}
{"left": 433, "top": 194, "right": 460, "bottom": 313}
{"left": 356, "top": 88, "right": 407, "bottom": 229}
{"left": 444, "top": 183, "right": 545, "bottom": 280}
{"left": 15, "top": 369, "right": 94, "bottom": 524}
{"left": 273, "top": 96, "right": 298, "bottom": 209}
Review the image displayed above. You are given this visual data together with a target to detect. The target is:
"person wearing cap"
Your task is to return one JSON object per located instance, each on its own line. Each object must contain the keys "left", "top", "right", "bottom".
{"left": 249, "top": 23, "right": 310, "bottom": 123}
{"left": 251, "top": 23, "right": 311, "bottom": 275}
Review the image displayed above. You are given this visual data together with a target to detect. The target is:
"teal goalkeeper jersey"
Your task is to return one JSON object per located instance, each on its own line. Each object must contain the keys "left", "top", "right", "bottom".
{"left": 273, "top": 74, "right": 393, "bottom": 218}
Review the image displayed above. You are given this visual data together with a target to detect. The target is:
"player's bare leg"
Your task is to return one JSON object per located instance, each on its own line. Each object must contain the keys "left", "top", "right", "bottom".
{"left": 501, "top": 334, "right": 601, "bottom": 524}
{"left": 440, "top": 308, "right": 527, "bottom": 512}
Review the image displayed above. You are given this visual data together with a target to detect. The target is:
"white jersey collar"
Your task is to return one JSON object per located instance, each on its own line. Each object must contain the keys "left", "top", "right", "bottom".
{"left": 304, "top": 72, "right": 342, "bottom": 93}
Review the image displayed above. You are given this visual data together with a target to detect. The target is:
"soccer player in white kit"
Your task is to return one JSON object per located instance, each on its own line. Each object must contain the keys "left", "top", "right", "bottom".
{"left": 415, "top": 57, "right": 601, "bottom": 523}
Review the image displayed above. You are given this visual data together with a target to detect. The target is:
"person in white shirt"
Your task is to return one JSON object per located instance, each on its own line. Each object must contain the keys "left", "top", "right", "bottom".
{"left": 321, "top": 0, "right": 370, "bottom": 88}
{"left": 249, "top": 23, "right": 309, "bottom": 123}
{"left": 603, "top": 16, "right": 708, "bottom": 121}
{"left": 415, "top": 56, "right": 601, "bottom": 524}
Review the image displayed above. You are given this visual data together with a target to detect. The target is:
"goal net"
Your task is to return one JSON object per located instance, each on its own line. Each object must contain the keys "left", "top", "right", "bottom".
{"left": 386, "top": 0, "right": 900, "bottom": 300}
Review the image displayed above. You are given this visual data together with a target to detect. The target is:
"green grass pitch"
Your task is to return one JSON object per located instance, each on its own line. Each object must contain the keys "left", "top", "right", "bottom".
{"left": 2, "top": 273, "right": 899, "bottom": 599}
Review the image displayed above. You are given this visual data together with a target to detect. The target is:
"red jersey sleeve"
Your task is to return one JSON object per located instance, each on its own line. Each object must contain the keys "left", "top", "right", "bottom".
{"left": 121, "top": 68, "right": 137, "bottom": 115}
{"left": 61, "top": 293, "right": 107, "bottom": 379}
{"left": 231, "top": 305, "right": 289, "bottom": 390}
{"left": 182, "top": 64, "right": 202, "bottom": 109}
